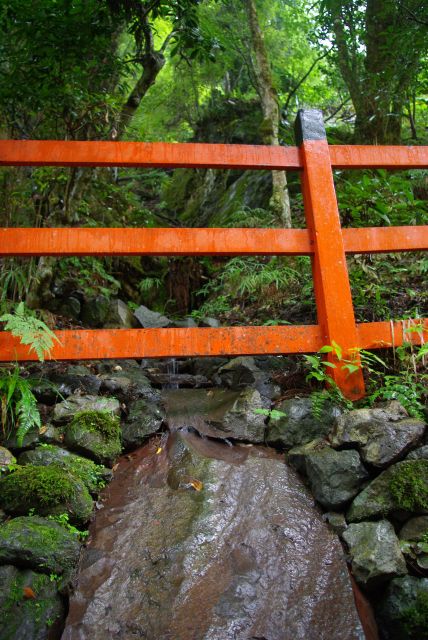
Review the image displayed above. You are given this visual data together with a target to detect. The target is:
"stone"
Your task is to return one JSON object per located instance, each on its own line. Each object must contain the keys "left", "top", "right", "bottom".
{"left": 62, "top": 434, "right": 365, "bottom": 640}
{"left": 293, "top": 445, "right": 369, "bottom": 509}
{"left": 18, "top": 445, "right": 111, "bottom": 493}
{"left": 1, "top": 426, "right": 39, "bottom": 451}
{"left": 343, "top": 520, "right": 407, "bottom": 587}
{"left": 406, "top": 445, "right": 428, "bottom": 461}
{"left": 146, "top": 371, "right": 210, "bottom": 388}
{"left": 121, "top": 398, "right": 165, "bottom": 450}
{"left": 134, "top": 304, "right": 171, "bottom": 328}
{"left": 64, "top": 411, "right": 122, "bottom": 466}
{"left": 267, "top": 396, "right": 342, "bottom": 449}
{"left": 39, "top": 424, "right": 65, "bottom": 446}
{"left": 287, "top": 437, "right": 330, "bottom": 473}
{"left": 57, "top": 296, "right": 81, "bottom": 320}
{"left": 330, "top": 401, "right": 426, "bottom": 467}
{"left": 0, "top": 565, "right": 65, "bottom": 640}
{"left": 375, "top": 576, "right": 428, "bottom": 640}
{"left": 215, "top": 356, "right": 280, "bottom": 400}
{"left": 53, "top": 394, "right": 120, "bottom": 424}
{"left": 164, "top": 387, "right": 268, "bottom": 443}
{"left": 322, "top": 511, "right": 348, "bottom": 536}
{"left": 0, "top": 446, "right": 16, "bottom": 471}
{"left": 171, "top": 317, "right": 198, "bottom": 328}
{"left": 0, "top": 516, "right": 80, "bottom": 589}
{"left": 399, "top": 516, "right": 428, "bottom": 542}
{"left": 80, "top": 295, "right": 110, "bottom": 328}
{"left": 0, "top": 464, "right": 93, "bottom": 525}
{"left": 49, "top": 365, "right": 102, "bottom": 397}
{"left": 31, "top": 378, "right": 63, "bottom": 404}
{"left": 104, "top": 299, "right": 139, "bottom": 328}
{"left": 192, "top": 356, "right": 229, "bottom": 380}
{"left": 347, "top": 460, "right": 428, "bottom": 522}
{"left": 198, "top": 316, "right": 220, "bottom": 327}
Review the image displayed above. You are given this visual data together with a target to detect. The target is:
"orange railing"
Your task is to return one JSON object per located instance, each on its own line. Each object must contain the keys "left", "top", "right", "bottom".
{"left": 0, "top": 109, "right": 427, "bottom": 399}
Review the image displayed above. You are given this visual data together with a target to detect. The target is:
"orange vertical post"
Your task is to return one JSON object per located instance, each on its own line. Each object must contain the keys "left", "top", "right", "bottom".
{"left": 295, "top": 109, "right": 365, "bottom": 400}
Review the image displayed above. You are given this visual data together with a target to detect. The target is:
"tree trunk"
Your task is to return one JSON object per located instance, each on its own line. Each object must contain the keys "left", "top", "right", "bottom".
{"left": 244, "top": 0, "right": 291, "bottom": 228}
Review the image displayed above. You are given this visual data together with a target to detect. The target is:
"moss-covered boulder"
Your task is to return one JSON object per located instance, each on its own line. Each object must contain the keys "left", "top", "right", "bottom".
{"left": 53, "top": 394, "right": 120, "bottom": 424}
{"left": 64, "top": 410, "right": 122, "bottom": 466}
{"left": 18, "top": 445, "right": 111, "bottom": 493}
{"left": 0, "top": 465, "right": 93, "bottom": 525}
{"left": 376, "top": 576, "right": 428, "bottom": 640}
{"left": 121, "top": 398, "right": 164, "bottom": 450}
{"left": 0, "top": 516, "right": 80, "bottom": 590}
{"left": 347, "top": 460, "right": 428, "bottom": 522}
{"left": 0, "top": 565, "right": 65, "bottom": 640}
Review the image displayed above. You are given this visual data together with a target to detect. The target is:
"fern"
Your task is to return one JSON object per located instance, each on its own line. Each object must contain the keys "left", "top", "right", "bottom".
{"left": 0, "top": 302, "right": 59, "bottom": 361}
{"left": 15, "top": 378, "right": 41, "bottom": 446}
{"left": 0, "top": 366, "right": 41, "bottom": 446}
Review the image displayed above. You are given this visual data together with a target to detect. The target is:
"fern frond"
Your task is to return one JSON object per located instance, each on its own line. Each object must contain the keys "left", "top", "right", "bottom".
{"left": 0, "top": 302, "right": 59, "bottom": 361}
{"left": 15, "top": 378, "right": 41, "bottom": 447}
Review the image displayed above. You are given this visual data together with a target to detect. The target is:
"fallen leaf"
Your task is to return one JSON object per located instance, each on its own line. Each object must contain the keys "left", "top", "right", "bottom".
{"left": 156, "top": 447, "right": 162, "bottom": 455}
{"left": 189, "top": 479, "right": 203, "bottom": 492}
{"left": 112, "top": 463, "right": 119, "bottom": 472}
{"left": 39, "top": 425, "right": 47, "bottom": 435}
{"left": 23, "top": 587, "right": 36, "bottom": 599}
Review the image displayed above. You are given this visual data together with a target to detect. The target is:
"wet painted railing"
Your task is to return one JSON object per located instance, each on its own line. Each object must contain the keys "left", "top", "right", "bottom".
{"left": 0, "top": 109, "right": 427, "bottom": 400}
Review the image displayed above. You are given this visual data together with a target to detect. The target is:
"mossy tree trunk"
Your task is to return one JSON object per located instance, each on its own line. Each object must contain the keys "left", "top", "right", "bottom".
{"left": 244, "top": 0, "right": 291, "bottom": 228}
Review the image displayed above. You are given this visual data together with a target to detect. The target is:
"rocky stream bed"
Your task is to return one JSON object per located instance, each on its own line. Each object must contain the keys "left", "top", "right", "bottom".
{"left": 0, "top": 355, "right": 427, "bottom": 639}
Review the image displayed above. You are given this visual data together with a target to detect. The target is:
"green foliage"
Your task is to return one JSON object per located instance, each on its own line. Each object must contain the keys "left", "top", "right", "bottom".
{"left": 401, "top": 591, "right": 428, "bottom": 639}
{"left": 254, "top": 408, "right": 287, "bottom": 421}
{"left": 0, "top": 366, "right": 41, "bottom": 447}
{"left": 367, "top": 374, "right": 426, "bottom": 419}
{"left": 389, "top": 461, "right": 428, "bottom": 512}
{"left": 46, "top": 513, "right": 88, "bottom": 541}
{"left": 56, "top": 258, "right": 120, "bottom": 299}
{"left": 0, "top": 302, "right": 59, "bottom": 361}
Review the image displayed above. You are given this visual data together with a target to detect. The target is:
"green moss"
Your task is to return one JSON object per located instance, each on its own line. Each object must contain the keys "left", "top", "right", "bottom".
{"left": 390, "top": 460, "right": 428, "bottom": 512}
{"left": 401, "top": 591, "right": 428, "bottom": 639}
{"left": 70, "top": 410, "right": 120, "bottom": 439}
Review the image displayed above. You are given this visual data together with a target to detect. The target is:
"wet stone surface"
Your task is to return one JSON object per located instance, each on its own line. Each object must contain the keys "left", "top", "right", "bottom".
{"left": 63, "top": 431, "right": 365, "bottom": 640}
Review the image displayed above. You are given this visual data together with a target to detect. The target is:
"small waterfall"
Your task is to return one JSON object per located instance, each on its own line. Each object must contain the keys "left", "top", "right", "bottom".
{"left": 165, "top": 357, "right": 179, "bottom": 390}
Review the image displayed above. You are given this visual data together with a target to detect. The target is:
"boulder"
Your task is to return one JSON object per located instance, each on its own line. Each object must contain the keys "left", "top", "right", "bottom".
{"left": 64, "top": 410, "right": 122, "bottom": 466}
{"left": 134, "top": 304, "right": 171, "bottom": 328}
{"left": 406, "top": 445, "right": 428, "bottom": 461}
{"left": 53, "top": 394, "right": 120, "bottom": 424}
{"left": 347, "top": 460, "right": 428, "bottom": 522}
{"left": 80, "top": 295, "right": 110, "bottom": 327}
{"left": 171, "top": 317, "right": 198, "bottom": 328}
{"left": 0, "top": 565, "right": 65, "bottom": 640}
{"left": 322, "top": 511, "right": 348, "bottom": 536}
{"left": 214, "top": 356, "right": 280, "bottom": 400}
{"left": 104, "top": 299, "right": 139, "bottom": 328}
{"left": 63, "top": 434, "right": 365, "bottom": 640}
{"left": 287, "top": 437, "right": 330, "bottom": 473}
{"left": 399, "top": 516, "right": 428, "bottom": 542}
{"left": 198, "top": 316, "right": 220, "bottom": 327}
{"left": 0, "top": 464, "right": 93, "bottom": 525}
{"left": 18, "top": 445, "right": 111, "bottom": 493}
{"left": 0, "top": 446, "right": 16, "bottom": 472}
{"left": 48, "top": 365, "right": 102, "bottom": 397}
{"left": 399, "top": 516, "right": 428, "bottom": 571}
{"left": 1, "top": 427, "right": 39, "bottom": 452}
{"left": 267, "top": 396, "right": 342, "bottom": 449}
{"left": 375, "top": 576, "right": 428, "bottom": 640}
{"left": 0, "top": 516, "right": 80, "bottom": 589}
{"left": 288, "top": 444, "right": 369, "bottom": 509}
{"left": 121, "top": 398, "right": 165, "bottom": 450}
{"left": 191, "top": 356, "right": 228, "bottom": 380}
{"left": 330, "top": 401, "right": 426, "bottom": 468}
{"left": 343, "top": 520, "right": 407, "bottom": 587}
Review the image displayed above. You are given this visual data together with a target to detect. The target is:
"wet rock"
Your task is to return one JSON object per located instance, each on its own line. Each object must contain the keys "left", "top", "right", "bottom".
{"left": 0, "top": 516, "right": 80, "bottom": 589}
{"left": 399, "top": 516, "right": 428, "bottom": 542}
{"left": 19, "top": 445, "right": 111, "bottom": 493}
{"left": 330, "top": 401, "right": 425, "bottom": 468}
{"left": 165, "top": 387, "right": 268, "bottom": 442}
{"left": 0, "top": 446, "right": 16, "bottom": 471}
{"left": 191, "top": 356, "right": 229, "bottom": 380}
{"left": 80, "top": 295, "right": 110, "bottom": 327}
{"left": 1, "top": 426, "right": 39, "bottom": 452}
{"left": 31, "top": 378, "right": 63, "bottom": 404}
{"left": 215, "top": 356, "right": 280, "bottom": 400}
{"left": 171, "top": 317, "right": 198, "bottom": 328}
{"left": 0, "top": 565, "right": 65, "bottom": 640}
{"left": 63, "top": 434, "right": 365, "bottom": 640}
{"left": 375, "top": 576, "right": 428, "bottom": 640}
{"left": 48, "top": 364, "right": 102, "bottom": 397}
{"left": 343, "top": 521, "right": 407, "bottom": 587}
{"left": 55, "top": 295, "right": 81, "bottom": 321}
{"left": 64, "top": 411, "right": 122, "bottom": 466}
{"left": 53, "top": 394, "right": 120, "bottom": 424}
{"left": 100, "top": 365, "right": 158, "bottom": 402}
{"left": 134, "top": 304, "right": 170, "bottom": 328}
{"left": 104, "top": 299, "right": 139, "bottom": 328}
{"left": 147, "top": 371, "right": 210, "bottom": 388}
{"left": 406, "top": 445, "right": 428, "bottom": 461}
{"left": 323, "top": 511, "right": 348, "bottom": 536}
{"left": 121, "top": 398, "right": 165, "bottom": 450}
{"left": 287, "top": 437, "right": 330, "bottom": 472}
{"left": 289, "top": 441, "right": 369, "bottom": 509}
{"left": 39, "top": 424, "right": 65, "bottom": 446}
{"left": 0, "top": 464, "right": 93, "bottom": 525}
{"left": 267, "top": 396, "right": 341, "bottom": 449}
{"left": 347, "top": 460, "right": 428, "bottom": 522}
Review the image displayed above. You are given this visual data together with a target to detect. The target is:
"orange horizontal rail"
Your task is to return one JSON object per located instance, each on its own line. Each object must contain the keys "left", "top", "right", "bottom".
{"left": 0, "top": 320, "right": 426, "bottom": 362}
{"left": 1, "top": 140, "right": 428, "bottom": 170}
{"left": 330, "top": 145, "right": 428, "bottom": 169}
{"left": 0, "top": 140, "right": 302, "bottom": 170}
{"left": 0, "top": 226, "right": 426, "bottom": 257}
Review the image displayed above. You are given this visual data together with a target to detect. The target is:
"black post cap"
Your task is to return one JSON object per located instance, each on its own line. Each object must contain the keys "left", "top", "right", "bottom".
{"left": 294, "top": 109, "right": 326, "bottom": 145}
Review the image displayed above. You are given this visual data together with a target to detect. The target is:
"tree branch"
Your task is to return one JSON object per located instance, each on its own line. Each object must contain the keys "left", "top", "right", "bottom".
{"left": 283, "top": 48, "right": 332, "bottom": 113}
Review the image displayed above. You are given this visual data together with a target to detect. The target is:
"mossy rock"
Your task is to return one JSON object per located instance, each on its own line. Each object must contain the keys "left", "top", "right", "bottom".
{"left": 347, "top": 460, "right": 428, "bottom": 522}
{"left": 19, "top": 445, "right": 111, "bottom": 493}
{"left": 376, "top": 576, "right": 428, "bottom": 640}
{"left": 0, "top": 465, "right": 93, "bottom": 525}
{"left": 64, "top": 410, "right": 122, "bottom": 466}
{"left": 0, "top": 516, "right": 80, "bottom": 591}
{"left": 0, "top": 564, "right": 65, "bottom": 640}
{"left": 0, "top": 446, "right": 16, "bottom": 473}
